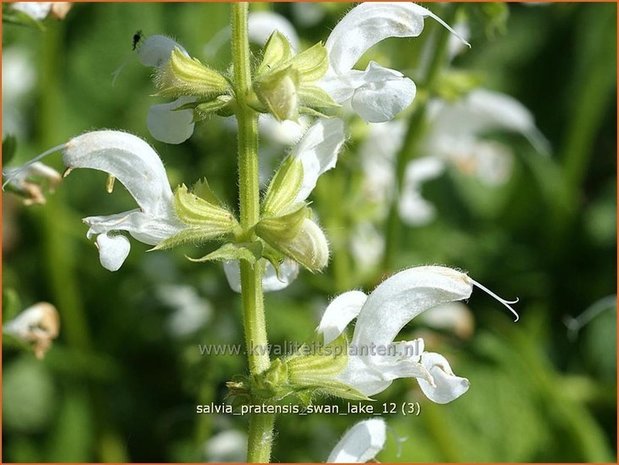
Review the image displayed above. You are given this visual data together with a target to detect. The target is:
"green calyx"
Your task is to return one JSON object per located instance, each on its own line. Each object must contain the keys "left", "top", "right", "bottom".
{"left": 251, "top": 31, "right": 340, "bottom": 121}
{"left": 155, "top": 48, "right": 230, "bottom": 100}
{"left": 229, "top": 334, "right": 368, "bottom": 405}
{"left": 153, "top": 181, "right": 240, "bottom": 250}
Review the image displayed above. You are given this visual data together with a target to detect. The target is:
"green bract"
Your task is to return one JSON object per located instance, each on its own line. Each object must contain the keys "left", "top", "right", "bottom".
{"left": 252, "top": 31, "right": 340, "bottom": 121}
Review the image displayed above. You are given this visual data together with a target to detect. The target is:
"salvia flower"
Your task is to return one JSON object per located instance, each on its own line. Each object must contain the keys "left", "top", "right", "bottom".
{"left": 317, "top": 265, "right": 518, "bottom": 403}
{"left": 62, "top": 130, "right": 187, "bottom": 271}
{"left": 327, "top": 418, "right": 387, "bottom": 463}
{"left": 4, "top": 302, "right": 60, "bottom": 359}
{"left": 320, "top": 2, "right": 468, "bottom": 123}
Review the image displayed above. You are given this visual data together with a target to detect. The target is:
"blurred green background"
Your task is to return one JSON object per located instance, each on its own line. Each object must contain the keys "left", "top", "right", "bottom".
{"left": 2, "top": 2, "right": 616, "bottom": 462}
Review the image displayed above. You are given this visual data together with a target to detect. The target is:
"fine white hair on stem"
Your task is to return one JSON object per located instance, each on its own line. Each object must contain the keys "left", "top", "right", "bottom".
{"left": 2, "top": 143, "right": 66, "bottom": 189}
{"left": 469, "top": 278, "right": 520, "bottom": 322}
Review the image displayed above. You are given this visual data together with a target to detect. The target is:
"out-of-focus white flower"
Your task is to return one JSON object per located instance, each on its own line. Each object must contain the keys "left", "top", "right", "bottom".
{"left": 349, "top": 222, "right": 385, "bottom": 272}
{"left": 359, "top": 89, "right": 548, "bottom": 227}
{"left": 292, "top": 3, "right": 326, "bottom": 28}
{"left": 4, "top": 302, "right": 60, "bottom": 359}
{"left": 320, "top": 2, "right": 467, "bottom": 123}
{"left": 62, "top": 130, "right": 185, "bottom": 271}
{"left": 248, "top": 11, "right": 300, "bottom": 50}
{"left": 223, "top": 258, "right": 300, "bottom": 293}
{"left": 3, "top": 47, "right": 36, "bottom": 137}
{"left": 157, "top": 284, "right": 212, "bottom": 336}
{"left": 3, "top": 161, "right": 61, "bottom": 206}
{"left": 327, "top": 418, "right": 386, "bottom": 463}
{"left": 317, "top": 266, "right": 518, "bottom": 402}
{"left": 10, "top": 2, "right": 71, "bottom": 20}
{"left": 204, "top": 430, "right": 247, "bottom": 462}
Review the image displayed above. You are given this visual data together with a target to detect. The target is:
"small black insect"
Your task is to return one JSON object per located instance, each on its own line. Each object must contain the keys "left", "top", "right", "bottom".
{"left": 132, "top": 30, "right": 143, "bottom": 51}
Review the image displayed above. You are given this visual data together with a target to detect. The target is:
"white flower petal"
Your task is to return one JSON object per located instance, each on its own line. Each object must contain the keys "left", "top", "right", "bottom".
{"left": 292, "top": 119, "right": 346, "bottom": 202}
{"left": 63, "top": 131, "right": 174, "bottom": 216}
{"left": 326, "top": 2, "right": 467, "bottom": 73}
{"left": 317, "top": 291, "right": 368, "bottom": 345}
{"left": 417, "top": 352, "right": 470, "bottom": 403}
{"left": 84, "top": 209, "right": 182, "bottom": 246}
{"left": 138, "top": 35, "right": 187, "bottom": 68}
{"left": 326, "top": 3, "right": 426, "bottom": 73}
{"left": 147, "top": 97, "right": 196, "bottom": 144}
{"left": 337, "top": 342, "right": 431, "bottom": 396}
{"left": 223, "top": 259, "right": 300, "bottom": 293}
{"left": 248, "top": 11, "right": 299, "bottom": 50}
{"left": 96, "top": 232, "right": 131, "bottom": 272}
{"left": 350, "top": 62, "right": 416, "bottom": 123}
{"left": 262, "top": 259, "right": 300, "bottom": 291}
{"left": 327, "top": 418, "right": 386, "bottom": 463}
{"left": 352, "top": 266, "right": 473, "bottom": 348}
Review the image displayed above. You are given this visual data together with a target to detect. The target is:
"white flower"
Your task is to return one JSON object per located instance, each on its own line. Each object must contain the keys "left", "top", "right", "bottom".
{"left": 62, "top": 130, "right": 185, "bottom": 271}
{"left": 157, "top": 284, "right": 212, "bottom": 337}
{"left": 320, "top": 2, "right": 467, "bottom": 122}
{"left": 10, "top": 2, "right": 71, "bottom": 20}
{"left": 3, "top": 47, "right": 36, "bottom": 137}
{"left": 358, "top": 89, "right": 548, "bottom": 226}
{"left": 4, "top": 302, "right": 59, "bottom": 359}
{"left": 327, "top": 418, "right": 386, "bottom": 463}
{"left": 317, "top": 265, "right": 518, "bottom": 402}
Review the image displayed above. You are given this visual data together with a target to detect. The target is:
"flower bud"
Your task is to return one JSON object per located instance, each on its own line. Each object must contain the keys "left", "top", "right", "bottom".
{"left": 254, "top": 66, "right": 300, "bottom": 122}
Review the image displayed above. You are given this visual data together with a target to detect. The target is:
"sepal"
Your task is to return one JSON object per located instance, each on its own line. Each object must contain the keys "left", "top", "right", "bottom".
{"left": 155, "top": 48, "right": 230, "bottom": 99}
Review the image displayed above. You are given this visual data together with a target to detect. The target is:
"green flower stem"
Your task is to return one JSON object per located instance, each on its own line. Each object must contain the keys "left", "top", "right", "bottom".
{"left": 231, "top": 3, "right": 275, "bottom": 462}
{"left": 382, "top": 5, "right": 456, "bottom": 271}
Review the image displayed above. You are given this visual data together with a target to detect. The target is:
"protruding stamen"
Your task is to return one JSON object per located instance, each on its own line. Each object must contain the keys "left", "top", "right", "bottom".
{"left": 470, "top": 278, "right": 520, "bottom": 322}
{"left": 2, "top": 143, "right": 67, "bottom": 189}
{"left": 106, "top": 175, "right": 116, "bottom": 193}
{"left": 63, "top": 167, "right": 73, "bottom": 178}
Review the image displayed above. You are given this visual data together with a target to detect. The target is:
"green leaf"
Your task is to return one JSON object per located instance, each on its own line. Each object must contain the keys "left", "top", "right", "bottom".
{"left": 262, "top": 155, "right": 304, "bottom": 216}
{"left": 187, "top": 241, "right": 263, "bottom": 264}
{"left": 3, "top": 135, "right": 18, "bottom": 166}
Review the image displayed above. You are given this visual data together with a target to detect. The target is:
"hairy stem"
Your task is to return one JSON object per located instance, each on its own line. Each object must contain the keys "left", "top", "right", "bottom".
{"left": 231, "top": 3, "right": 275, "bottom": 461}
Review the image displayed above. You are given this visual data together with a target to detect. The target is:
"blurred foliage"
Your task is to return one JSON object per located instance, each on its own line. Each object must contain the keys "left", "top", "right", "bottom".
{"left": 2, "top": 2, "right": 616, "bottom": 463}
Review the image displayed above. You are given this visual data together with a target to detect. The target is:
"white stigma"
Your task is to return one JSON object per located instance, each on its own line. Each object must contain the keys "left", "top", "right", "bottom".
{"left": 469, "top": 278, "right": 520, "bottom": 322}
